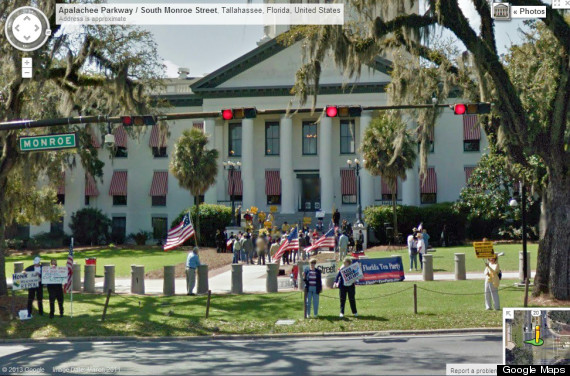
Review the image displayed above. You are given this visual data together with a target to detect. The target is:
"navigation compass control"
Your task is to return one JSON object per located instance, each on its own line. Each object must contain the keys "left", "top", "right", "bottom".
{"left": 5, "top": 6, "right": 51, "bottom": 52}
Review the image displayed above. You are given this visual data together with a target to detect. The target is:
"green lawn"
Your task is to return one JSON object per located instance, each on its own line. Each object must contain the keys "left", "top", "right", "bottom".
{"left": 0, "top": 279, "right": 544, "bottom": 339}
{"left": 6, "top": 247, "right": 188, "bottom": 278}
{"left": 367, "top": 243, "right": 538, "bottom": 274}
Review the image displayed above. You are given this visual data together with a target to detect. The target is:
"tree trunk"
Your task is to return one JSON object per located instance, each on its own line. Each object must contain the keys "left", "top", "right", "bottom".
{"left": 391, "top": 191, "right": 398, "bottom": 244}
{"left": 194, "top": 201, "right": 201, "bottom": 247}
{"left": 0, "top": 216, "right": 7, "bottom": 296}
{"left": 533, "top": 170, "right": 570, "bottom": 299}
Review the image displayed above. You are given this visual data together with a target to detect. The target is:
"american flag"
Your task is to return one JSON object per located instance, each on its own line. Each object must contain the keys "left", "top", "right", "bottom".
{"left": 272, "top": 226, "right": 299, "bottom": 261}
{"left": 164, "top": 213, "right": 195, "bottom": 251}
{"left": 304, "top": 227, "right": 336, "bottom": 253}
{"left": 64, "top": 239, "right": 74, "bottom": 293}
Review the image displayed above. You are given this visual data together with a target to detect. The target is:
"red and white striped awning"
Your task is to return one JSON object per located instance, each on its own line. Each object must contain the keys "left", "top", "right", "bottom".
{"left": 228, "top": 170, "right": 243, "bottom": 196}
{"left": 113, "top": 125, "right": 128, "bottom": 148}
{"left": 85, "top": 173, "right": 99, "bottom": 197}
{"left": 464, "top": 167, "right": 475, "bottom": 184}
{"left": 193, "top": 122, "right": 204, "bottom": 131}
{"left": 265, "top": 170, "right": 281, "bottom": 196}
{"left": 381, "top": 179, "right": 397, "bottom": 195}
{"left": 150, "top": 171, "right": 168, "bottom": 196}
{"left": 57, "top": 172, "right": 65, "bottom": 195}
{"left": 420, "top": 168, "right": 437, "bottom": 194}
{"left": 109, "top": 171, "right": 128, "bottom": 196}
{"left": 463, "top": 115, "right": 481, "bottom": 141}
{"left": 149, "top": 125, "right": 167, "bottom": 148}
{"left": 429, "top": 127, "right": 434, "bottom": 142}
{"left": 340, "top": 169, "right": 356, "bottom": 195}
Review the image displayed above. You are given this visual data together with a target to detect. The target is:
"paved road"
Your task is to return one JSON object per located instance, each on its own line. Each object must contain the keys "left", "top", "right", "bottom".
{"left": 0, "top": 333, "right": 501, "bottom": 375}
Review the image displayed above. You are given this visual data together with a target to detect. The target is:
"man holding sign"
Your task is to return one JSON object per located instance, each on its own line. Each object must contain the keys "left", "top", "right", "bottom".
{"left": 333, "top": 258, "right": 362, "bottom": 318}
{"left": 24, "top": 256, "right": 43, "bottom": 318}
{"left": 45, "top": 259, "right": 66, "bottom": 318}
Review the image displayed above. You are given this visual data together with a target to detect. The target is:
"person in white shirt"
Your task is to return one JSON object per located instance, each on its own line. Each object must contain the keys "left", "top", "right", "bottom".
{"left": 338, "top": 232, "right": 349, "bottom": 261}
{"left": 484, "top": 256, "right": 501, "bottom": 310}
{"left": 417, "top": 233, "right": 426, "bottom": 270}
{"left": 407, "top": 231, "right": 418, "bottom": 271}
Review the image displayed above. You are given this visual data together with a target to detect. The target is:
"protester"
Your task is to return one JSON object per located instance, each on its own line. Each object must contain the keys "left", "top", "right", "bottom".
{"left": 282, "top": 221, "right": 290, "bottom": 234}
{"left": 407, "top": 230, "right": 418, "bottom": 271}
{"left": 46, "top": 259, "right": 64, "bottom": 318}
{"left": 338, "top": 231, "right": 349, "bottom": 261}
{"left": 25, "top": 256, "right": 43, "bottom": 317}
{"left": 297, "top": 232, "right": 305, "bottom": 263}
{"left": 186, "top": 247, "right": 200, "bottom": 295}
{"left": 215, "top": 230, "right": 224, "bottom": 253}
{"left": 341, "top": 219, "right": 349, "bottom": 234}
{"left": 244, "top": 233, "right": 254, "bottom": 265}
{"left": 303, "top": 259, "right": 322, "bottom": 318}
{"left": 232, "top": 234, "right": 241, "bottom": 264}
{"left": 484, "top": 256, "right": 501, "bottom": 310}
{"left": 417, "top": 232, "right": 426, "bottom": 270}
{"left": 269, "top": 238, "right": 280, "bottom": 263}
{"left": 256, "top": 234, "right": 267, "bottom": 265}
{"left": 422, "top": 228, "right": 430, "bottom": 250}
{"left": 355, "top": 230, "right": 364, "bottom": 253}
{"left": 440, "top": 224, "right": 449, "bottom": 247}
{"left": 333, "top": 209, "right": 341, "bottom": 227}
{"left": 239, "top": 232, "right": 247, "bottom": 262}
{"left": 334, "top": 258, "right": 358, "bottom": 318}
{"left": 304, "top": 231, "right": 311, "bottom": 260}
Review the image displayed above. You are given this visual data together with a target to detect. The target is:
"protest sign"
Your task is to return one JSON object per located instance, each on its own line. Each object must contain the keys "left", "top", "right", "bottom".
{"left": 316, "top": 261, "right": 337, "bottom": 277}
{"left": 355, "top": 257, "right": 405, "bottom": 285}
{"left": 42, "top": 266, "right": 68, "bottom": 284}
{"left": 473, "top": 241, "right": 495, "bottom": 259}
{"left": 12, "top": 272, "right": 40, "bottom": 290}
{"left": 340, "top": 262, "right": 363, "bottom": 285}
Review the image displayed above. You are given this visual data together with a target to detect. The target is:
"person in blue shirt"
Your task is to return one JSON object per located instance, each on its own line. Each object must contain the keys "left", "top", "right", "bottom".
{"left": 422, "top": 228, "right": 430, "bottom": 250}
{"left": 186, "top": 247, "right": 201, "bottom": 295}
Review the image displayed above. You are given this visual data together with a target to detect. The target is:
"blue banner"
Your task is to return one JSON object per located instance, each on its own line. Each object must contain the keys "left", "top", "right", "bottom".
{"left": 354, "top": 256, "right": 405, "bottom": 285}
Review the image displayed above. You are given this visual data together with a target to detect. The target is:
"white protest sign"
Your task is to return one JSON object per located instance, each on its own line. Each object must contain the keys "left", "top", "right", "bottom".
{"left": 42, "top": 266, "right": 68, "bottom": 284}
{"left": 316, "top": 261, "right": 337, "bottom": 277}
{"left": 340, "top": 262, "right": 363, "bottom": 285}
{"left": 12, "top": 272, "right": 40, "bottom": 290}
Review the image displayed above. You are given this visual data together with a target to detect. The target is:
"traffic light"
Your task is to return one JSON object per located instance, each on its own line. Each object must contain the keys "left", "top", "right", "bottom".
{"left": 453, "top": 103, "right": 491, "bottom": 115}
{"left": 220, "top": 107, "right": 257, "bottom": 120}
{"left": 325, "top": 105, "right": 362, "bottom": 117}
{"left": 121, "top": 116, "right": 156, "bottom": 126}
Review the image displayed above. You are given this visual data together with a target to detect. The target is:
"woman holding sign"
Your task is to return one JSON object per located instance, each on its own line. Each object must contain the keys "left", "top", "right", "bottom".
{"left": 46, "top": 259, "right": 64, "bottom": 318}
{"left": 334, "top": 258, "right": 358, "bottom": 318}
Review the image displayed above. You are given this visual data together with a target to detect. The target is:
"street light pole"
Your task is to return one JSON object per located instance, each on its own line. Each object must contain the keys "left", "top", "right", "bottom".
{"left": 522, "top": 181, "right": 528, "bottom": 283}
{"left": 347, "top": 158, "right": 364, "bottom": 225}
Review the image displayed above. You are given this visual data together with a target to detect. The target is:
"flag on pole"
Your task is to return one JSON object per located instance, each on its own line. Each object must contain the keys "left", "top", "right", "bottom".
{"left": 417, "top": 222, "right": 423, "bottom": 232}
{"left": 272, "top": 226, "right": 299, "bottom": 261}
{"left": 64, "top": 239, "right": 74, "bottom": 293}
{"left": 304, "top": 227, "right": 336, "bottom": 253}
{"left": 164, "top": 213, "right": 195, "bottom": 251}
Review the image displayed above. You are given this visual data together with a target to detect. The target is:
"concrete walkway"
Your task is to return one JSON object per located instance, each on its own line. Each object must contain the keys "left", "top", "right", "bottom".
{"left": 93, "top": 269, "right": 535, "bottom": 295}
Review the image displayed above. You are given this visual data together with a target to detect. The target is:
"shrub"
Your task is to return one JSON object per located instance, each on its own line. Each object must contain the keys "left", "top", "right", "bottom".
{"left": 69, "top": 208, "right": 111, "bottom": 246}
{"left": 129, "top": 230, "right": 152, "bottom": 246}
{"left": 364, "top": 203, "right": 466, "bottom": 245}
{"left": 172, "top": 204, "right": 232, "bottom": 247}
{"left": 27, "top": 232, "right": 66, "bottom": 250}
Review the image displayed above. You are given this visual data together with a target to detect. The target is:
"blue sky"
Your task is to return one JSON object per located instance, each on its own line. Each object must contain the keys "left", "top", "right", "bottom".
{"left": 108, "top": 0, "right": 531, "bottom": 78}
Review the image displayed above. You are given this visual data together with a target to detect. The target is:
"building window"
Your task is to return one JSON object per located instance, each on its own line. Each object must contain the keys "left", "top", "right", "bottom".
{"left": 113, "top": 195, "right": 127, "bottom": 206}
{"left": 85, "top": 196, "right": 90, "bottom": 206}
{"left": 302, "top": 122, "right": 317, "bottom": 155}
{"left": 111, "top": 217, "right": 127, "bottom": 244}
{"left": 464, "top": 140, "right": 480, "bottom": 152}
{"left": 152, "top": 217, "right": 168, "bottom": 241}
{"left": 50, "top": 216, "right": 64, "bottom": 235}
{"left": 114, "top": 147, "right": 128, "bottom": 158}
{"left": 340, "top": 120, "right": 355, "bottom": 154}
{"left": 194, "top": 195, "right": 205, "bottom": 205}
{"left": 152, "top": 196, "right": 166, "bottom": 207}
{"left": 420, "top": 193, "right": 437, "bottom": 204}
{"left": 229, "top": 123, "right": 242, "bottom": 156}
{"left": 418, "top": 141, "right": 435, "bottom": 153}
{"left": 57, "top": 194, "right": 65, "bottom": 205}
{"left": 342, "top": 194, "right": 357, "bottom": 204}
{"left": 267, "top": 195, "right": 281, "bottom": 205}
{"left": 152, "top": 147, "right": 167, "bottom": 158}
{"left": 381, "top": 193, "right": 394, "bottom": 201}
{"left": 265, "top": 122, "right": 280, "bottom": 155}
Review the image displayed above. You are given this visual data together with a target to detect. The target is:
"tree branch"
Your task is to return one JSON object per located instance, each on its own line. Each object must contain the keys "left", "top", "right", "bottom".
{"left": 471, "top": 0, "right": 497, "bottom": 54}
{"left": 374, "top": 14, "right": 437, "bottom": 39}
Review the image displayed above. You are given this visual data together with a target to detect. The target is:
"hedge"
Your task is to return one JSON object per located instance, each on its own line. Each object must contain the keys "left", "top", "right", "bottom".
{"left": 172, "top": 204, "right": 232, "bottom": 247}
{"left": 364, "top": 203, "right": 466, "bottom": 245}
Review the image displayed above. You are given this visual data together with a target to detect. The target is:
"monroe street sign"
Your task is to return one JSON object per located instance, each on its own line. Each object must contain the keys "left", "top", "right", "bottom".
{"left": 19, "top": 133, "right": 77, "bottom": 151}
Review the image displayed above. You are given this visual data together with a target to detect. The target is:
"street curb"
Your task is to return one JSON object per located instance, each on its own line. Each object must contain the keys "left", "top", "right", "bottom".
{"left": 0, "top": 327, "right": 501, "bottom": 344}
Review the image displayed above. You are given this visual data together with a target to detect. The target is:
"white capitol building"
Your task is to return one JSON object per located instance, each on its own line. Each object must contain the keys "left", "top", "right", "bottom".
{"left": 26, "top": 1, "right": 488, "bottom": 241}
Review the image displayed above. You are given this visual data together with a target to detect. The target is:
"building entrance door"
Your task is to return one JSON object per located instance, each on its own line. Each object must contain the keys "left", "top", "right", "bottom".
{"left": 299, "top": 174, "right": 321, "bottom": 211}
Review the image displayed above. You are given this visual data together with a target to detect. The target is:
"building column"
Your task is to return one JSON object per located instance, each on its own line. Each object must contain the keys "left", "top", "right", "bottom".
{"left": 280, "top": 116, "right": 295, "bottom": 213}
{"left": 359, "top": 112, "right": 374, "bottom": 210}
{"left": 204, "top": 118, "right": 218, "bottom": 205}
{"left": 241, "top": 118, "right": 255, "bottom": 209}
{"left": 402, "top": 161, "right": 418, "bottom": 206}
{"left": 319, "top": 117, "right": 333, "bottom": 213}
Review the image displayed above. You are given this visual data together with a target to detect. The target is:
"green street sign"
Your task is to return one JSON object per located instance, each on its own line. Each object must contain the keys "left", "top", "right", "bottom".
{"left": 19, "top": 133, "right": 78, "bottom": 152}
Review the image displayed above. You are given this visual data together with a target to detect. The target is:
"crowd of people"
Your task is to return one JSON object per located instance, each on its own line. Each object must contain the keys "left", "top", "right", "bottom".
{"left": 406, "top": 227, "right": 430, "bottom": 271}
